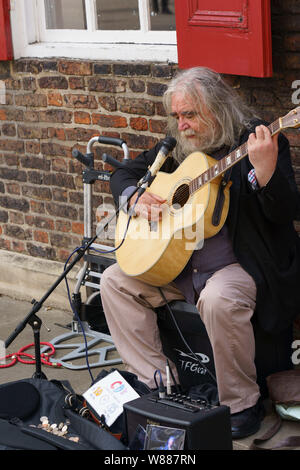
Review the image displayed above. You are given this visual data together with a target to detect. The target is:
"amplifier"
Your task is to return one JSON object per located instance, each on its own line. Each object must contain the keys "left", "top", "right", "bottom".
{"left": 123, "top": 392, "right": 232, "bottom": 450}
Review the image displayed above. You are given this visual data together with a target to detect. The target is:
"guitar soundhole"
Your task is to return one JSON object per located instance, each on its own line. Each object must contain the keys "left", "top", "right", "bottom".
{"left": 171, "top": 184, "right": 190, "bottom": 209}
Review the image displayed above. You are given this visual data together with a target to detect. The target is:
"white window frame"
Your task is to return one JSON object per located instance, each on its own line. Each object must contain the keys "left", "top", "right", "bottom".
{"left": 10, "top": 0, "right": 178, "bottom": 62}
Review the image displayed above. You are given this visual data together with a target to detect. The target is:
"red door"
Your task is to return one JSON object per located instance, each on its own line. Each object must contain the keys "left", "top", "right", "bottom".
{"left": 0, "top": 0, "right": 13, "bottom": 61}
{"left": 175, "top": 0, "right": 272, "bottom": 77}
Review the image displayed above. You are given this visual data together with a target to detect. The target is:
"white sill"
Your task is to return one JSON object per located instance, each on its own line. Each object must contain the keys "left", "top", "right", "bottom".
{"left": 15, "top": 42, "right": 178, "bottom": 63}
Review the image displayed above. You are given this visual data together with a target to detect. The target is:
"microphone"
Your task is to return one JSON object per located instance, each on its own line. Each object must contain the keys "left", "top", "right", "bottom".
{"left": 138, "top": 136, "right": 176, "bottom": 189}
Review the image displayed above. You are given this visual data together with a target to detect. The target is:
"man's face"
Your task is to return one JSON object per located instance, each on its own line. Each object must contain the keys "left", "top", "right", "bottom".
{"left": 170, "top": 92, "right": 216, "bottom": 154}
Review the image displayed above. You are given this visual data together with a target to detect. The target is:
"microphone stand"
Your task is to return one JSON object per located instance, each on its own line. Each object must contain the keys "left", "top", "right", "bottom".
{"left": 4, "top": 135, "right": 174, "bottom": 379}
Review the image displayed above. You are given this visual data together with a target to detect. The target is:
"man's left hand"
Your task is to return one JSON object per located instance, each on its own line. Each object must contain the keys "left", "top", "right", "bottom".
{"left": 247, "top": 125, "right": 279, "bottom": 187}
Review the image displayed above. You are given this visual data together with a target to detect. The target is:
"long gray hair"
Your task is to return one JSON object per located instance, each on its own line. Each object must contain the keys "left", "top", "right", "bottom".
{"left": 163, "top": 67, "right": 257, "bottom": 162}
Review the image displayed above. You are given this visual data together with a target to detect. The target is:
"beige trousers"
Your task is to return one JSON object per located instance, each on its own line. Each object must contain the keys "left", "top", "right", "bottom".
{"left": 100, "top": 262, "right": 260, "bottom": 413}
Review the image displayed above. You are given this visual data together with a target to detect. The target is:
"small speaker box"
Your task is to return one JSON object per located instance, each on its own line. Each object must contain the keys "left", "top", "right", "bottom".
{"left": 123, "top": 393, "right": 232, "bottom": 450}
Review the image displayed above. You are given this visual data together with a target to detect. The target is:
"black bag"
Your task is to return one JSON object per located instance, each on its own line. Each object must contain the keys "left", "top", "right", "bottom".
{"left": 0, "top": 377, "right": 128, "bottom": 450}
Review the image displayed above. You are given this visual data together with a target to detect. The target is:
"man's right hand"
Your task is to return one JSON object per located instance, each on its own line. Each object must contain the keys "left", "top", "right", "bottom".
{"left": 129, "top": 191, "right": 166, "bottom": 221}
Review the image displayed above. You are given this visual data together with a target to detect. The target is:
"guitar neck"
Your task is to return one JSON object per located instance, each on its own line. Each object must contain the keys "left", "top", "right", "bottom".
{"left": 189, "top": 118, "right": 282, "bottom": 195}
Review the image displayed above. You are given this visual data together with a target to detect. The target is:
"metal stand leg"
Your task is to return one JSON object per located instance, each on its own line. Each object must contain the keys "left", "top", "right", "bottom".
{"left": 41, "top": 321, "right": 122, "bottom": 370}
{"left": 28, "top": 314, "right": 47, "bottom": 379}
{"left": 41, "top": 285, "right": 122, "bottom": 371}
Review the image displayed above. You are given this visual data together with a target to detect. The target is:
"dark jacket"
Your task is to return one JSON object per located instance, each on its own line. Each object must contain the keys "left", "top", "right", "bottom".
{"left": 110, "top": 123, "right": 300, "bottom": 334}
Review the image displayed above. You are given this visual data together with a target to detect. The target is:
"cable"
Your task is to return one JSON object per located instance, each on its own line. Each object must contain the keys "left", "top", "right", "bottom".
{"left": 154, "top": 369, "right": 166, "bottom": 398}
{"left": 165, "top": 358, "right": 180, "bottom": 393}
{"left": 165, "top": 359, "right": 172, "bottom": 395}
{"left": 0, "top": 342, "right": 61, "bottom": 369}
{"left": 154, "top": 369, "right": 161, "bottom": 389}
{"left": 157, "top": 287, "right": 217, "bottom": 385}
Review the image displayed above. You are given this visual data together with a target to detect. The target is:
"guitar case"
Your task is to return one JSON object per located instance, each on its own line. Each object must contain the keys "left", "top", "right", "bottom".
{"left": 0, "top": 376, "right": 128, "bottom": 450}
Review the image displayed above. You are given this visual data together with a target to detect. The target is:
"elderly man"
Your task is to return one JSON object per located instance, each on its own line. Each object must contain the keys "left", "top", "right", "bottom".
{"left": 100, "top": 67, "right": 300, "bottom": 439}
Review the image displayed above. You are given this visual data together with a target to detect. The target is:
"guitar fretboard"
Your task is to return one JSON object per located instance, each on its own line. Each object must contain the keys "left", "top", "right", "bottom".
{"left": 189, "top": 118, "right": 281, "bottom": 195}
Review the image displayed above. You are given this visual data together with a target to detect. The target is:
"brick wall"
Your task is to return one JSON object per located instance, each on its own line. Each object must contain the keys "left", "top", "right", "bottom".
{"left": 0, "top": 60, "right": 175, "bottom": 261}
{"left": 0, "top": 0, "right": 300, "bottom": 265}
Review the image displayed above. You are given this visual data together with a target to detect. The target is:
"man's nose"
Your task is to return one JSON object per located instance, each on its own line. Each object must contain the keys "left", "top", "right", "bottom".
{"left": 178, "top": 116, "right": 189, "bottom": 131}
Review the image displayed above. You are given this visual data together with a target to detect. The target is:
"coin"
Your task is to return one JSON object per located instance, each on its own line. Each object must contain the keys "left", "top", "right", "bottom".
{"left": 61, "top": 425, "right": 68, "bottom": 433}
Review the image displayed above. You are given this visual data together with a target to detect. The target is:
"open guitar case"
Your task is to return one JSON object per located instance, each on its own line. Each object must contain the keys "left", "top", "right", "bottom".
{"left": 0, "top": 378, "right": 125, "bottom": 450}
{"left": 0, "top": 368, "right": 151, "bottom": 450}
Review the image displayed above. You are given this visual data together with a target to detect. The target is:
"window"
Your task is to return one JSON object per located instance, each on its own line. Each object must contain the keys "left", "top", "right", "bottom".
{"left": 10, "top": 0, "right": 177, "bottom": 62}
{"left": 44, "top": 0, "right": 87, "bottom": 30}
{"left": 42, "top": 0, "right": 176, "bottom": 32}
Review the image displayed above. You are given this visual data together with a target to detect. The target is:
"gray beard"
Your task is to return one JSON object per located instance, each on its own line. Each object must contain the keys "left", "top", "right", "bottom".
{"left": 172, "top": 134, "right": 219, "bottom": 165}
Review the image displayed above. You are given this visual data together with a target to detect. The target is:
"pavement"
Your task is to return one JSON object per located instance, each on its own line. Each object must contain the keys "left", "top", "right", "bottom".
{"left": 0, "top": 294, "right": 124, "bottom": 395}
{"left": 1, "top": 293, "right": 300, "bottom": 451}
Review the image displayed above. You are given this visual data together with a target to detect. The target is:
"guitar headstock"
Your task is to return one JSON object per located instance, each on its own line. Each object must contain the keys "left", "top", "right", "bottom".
{"left": 281, "top": 107, "right": 300, "bottom": 129}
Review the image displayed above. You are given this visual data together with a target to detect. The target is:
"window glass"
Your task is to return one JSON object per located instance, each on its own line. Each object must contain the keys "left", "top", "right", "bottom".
{"left": 44, "top": 0, "right": 87, "bottom": 29}
{"left": 150, "top": 0, "right": 176, "bottom": 31}
{"left": 96, "top": 0, "right": 140, "bottom": 30}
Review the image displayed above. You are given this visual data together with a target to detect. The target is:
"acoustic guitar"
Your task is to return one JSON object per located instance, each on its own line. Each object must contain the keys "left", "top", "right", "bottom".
{"left": 115, "top": 108, "right": 300, "bottom": 286}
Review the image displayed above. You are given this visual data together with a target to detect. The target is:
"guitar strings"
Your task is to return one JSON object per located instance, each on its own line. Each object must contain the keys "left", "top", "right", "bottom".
{"left": 166, "top": 120, "right": 282, "bottom": 207}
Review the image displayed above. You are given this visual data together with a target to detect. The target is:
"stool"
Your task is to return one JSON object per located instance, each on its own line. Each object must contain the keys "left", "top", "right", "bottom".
{"left": 156, "top": 300, "right": 293, "bottom": 396}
